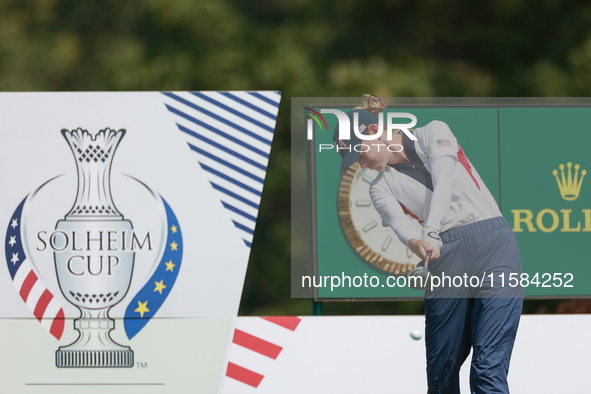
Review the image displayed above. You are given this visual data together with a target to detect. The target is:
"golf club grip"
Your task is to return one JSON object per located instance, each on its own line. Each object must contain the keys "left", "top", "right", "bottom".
{"left": 425, "top": 251, "right": 432, "bottom": 269}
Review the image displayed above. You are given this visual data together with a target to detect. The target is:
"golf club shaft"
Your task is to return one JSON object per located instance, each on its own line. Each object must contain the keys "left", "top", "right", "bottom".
{"left": 425, "top": 251, "right": 432, "bottom": 270}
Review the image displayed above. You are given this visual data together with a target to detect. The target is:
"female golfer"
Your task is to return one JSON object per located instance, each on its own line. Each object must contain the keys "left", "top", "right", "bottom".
{"left": 334, "top": 96, "right": 523, "bottom": 394}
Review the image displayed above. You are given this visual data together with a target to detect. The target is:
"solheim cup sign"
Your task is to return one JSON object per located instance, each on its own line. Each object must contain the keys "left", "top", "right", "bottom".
{"left": 6, "top": 127, "right": 183, "bottom": 368}
{"left": 0, "top": 92, "right": 279, "bottom": 388}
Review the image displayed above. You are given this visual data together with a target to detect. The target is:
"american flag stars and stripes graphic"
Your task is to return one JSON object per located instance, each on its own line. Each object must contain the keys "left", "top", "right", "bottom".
{"left": 337, "top": 138, "right": 348, "bottom": 148}
{"left": 437, "top": 139, "right": 452, "bottom": 147}
{"left": 162, "top": 91, "right": 280, "bottom": 249}
{"left": 4, "top": 197, "right": 65, "bottom": 339}
{"left": 222, "top": 317, "right": 302, "bottom": 392}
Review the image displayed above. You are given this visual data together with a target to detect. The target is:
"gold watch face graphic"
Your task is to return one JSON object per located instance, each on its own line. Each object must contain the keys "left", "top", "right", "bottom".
{"left": 338, "top": 163, "right": 421, "bottom": 275}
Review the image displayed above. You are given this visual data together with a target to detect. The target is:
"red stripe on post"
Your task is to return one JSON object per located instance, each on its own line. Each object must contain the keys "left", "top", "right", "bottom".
{"left": 33, "top": 289, "right": 53, "bottom": 321}
{"left": 50, "top": 309, "right": 65, "bottom": 340}
{"left": 226, "top": 362, "right": 264, "bottom": 388}
{"left": 233, "top": 329, "right": 283, "bottom": 359}
{"left": 261, "top": 316, "right": 302, "bottom": 331}
{"left": 19, "top": 270, "right": 38, "bottom": 302}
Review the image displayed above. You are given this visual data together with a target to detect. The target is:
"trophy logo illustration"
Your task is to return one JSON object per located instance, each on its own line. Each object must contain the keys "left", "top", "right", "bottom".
{"left": 4, "top": 127, "right": 184, "bottom": 368}
{"left": 55, "top": 128, "right": 134, "bottom": 367}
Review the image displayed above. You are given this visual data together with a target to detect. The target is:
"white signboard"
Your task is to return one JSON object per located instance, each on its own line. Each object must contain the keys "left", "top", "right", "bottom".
{"left": 0, "top": 91, "right": 280, "bottom": 374}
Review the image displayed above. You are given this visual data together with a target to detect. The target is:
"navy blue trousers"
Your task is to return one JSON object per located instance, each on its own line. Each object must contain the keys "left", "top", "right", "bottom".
{"left": 424, "top": 217, "right": 524, "bottom": 394}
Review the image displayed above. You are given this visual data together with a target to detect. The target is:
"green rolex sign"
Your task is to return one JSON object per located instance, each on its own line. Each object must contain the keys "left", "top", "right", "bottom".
{"left": 500, "top": 107, "right": 591, "bottom": 297}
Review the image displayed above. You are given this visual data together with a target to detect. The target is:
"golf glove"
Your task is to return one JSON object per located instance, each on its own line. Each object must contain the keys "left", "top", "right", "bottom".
{"left": 422, "top": 227, "right": 443, "bottom": 252}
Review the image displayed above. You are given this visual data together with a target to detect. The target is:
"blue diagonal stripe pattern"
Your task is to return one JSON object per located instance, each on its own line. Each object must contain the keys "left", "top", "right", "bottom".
{"left": 164, "top": 92, "right": 272, "bottom": 145}
{"left": 221, "top": 202, "right": 257, "bottom": 222}
{"left": 167, "top": 106, "right": 269, "bottom": 158}
{"left": 188, "top": 144, "right": 264, "bottom": 184}
{"left": 211, "top": 183, "right": 259, "bottom": 209}
{"left": 189, "top": 92, "right": 275, "bottom": 133}
{"left": 248, "top": 92, "right": 280, "bottom": 107}
{"left": 199, "top": 163, "right": 262, "bottom": 197}
{"left": 219, "top": 92, "right": 277, "bottom": 120}
{"left": 232, "top": 220, "right": 254, "bottom": 235}
{"left": 163, "top": 91, "right": 280, "bottom": 248}
{"left": 180, "top": 125, "right": 267, "bottom": 170}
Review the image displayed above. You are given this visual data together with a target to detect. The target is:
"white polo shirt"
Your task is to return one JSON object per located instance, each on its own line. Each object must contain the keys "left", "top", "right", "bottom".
{"left": 370, "top": 120, "right": 501, "bottom": 243}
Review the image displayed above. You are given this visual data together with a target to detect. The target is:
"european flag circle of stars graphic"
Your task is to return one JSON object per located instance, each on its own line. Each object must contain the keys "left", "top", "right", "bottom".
{"left": 124, "top": 197, "right": 183, "bottom": 339}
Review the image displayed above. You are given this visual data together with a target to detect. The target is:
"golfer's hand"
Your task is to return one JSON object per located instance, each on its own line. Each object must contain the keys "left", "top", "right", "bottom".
{"left": 408, "top": 239, "right": 440, "bottom": 260}
{"left": 421, "top": 227, "right": 443, "bottom": 253}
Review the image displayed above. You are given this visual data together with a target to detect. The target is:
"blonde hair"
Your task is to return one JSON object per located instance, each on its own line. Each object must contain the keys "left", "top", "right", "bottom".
{"left": 356, "top": 94, "right": 387, "bottom": 115}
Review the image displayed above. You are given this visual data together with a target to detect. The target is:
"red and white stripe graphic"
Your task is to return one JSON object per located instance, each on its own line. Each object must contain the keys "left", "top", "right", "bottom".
{"left": 12, "top": 259, "right": 65, "bottom": 339}
{"left": 222, "top": 317, "right": 301, "bottom": 393}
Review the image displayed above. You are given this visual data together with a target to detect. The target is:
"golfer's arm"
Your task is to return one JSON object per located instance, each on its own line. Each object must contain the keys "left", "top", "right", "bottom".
{"left": 370, "top": 185, "right": 420, "bottom": 245}
{"left": 424, "top": 155, "right": 456, "bottom": 230}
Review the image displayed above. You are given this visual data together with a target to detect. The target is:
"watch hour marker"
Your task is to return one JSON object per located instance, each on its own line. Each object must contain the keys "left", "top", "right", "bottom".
{"left": 356, "top": 200, "right": 371, "bottom": 207}
{"left": 382, "top": 235, "right": 392, "bottom": 251}
{"left": 363, "top": 220, "right": 377, "bottom": 232}
{"left": 362, "top": 174, "right": 374, "bottom": 184}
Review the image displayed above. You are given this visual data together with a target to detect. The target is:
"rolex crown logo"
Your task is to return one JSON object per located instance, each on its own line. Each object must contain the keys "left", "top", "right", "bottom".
{"left": 552, "top": 162, "right": 586, "bottom": 201}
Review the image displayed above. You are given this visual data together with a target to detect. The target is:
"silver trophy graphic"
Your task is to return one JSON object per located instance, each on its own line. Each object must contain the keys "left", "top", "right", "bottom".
{"left": 54, "top": 128, "right": 134, "bottom": 368}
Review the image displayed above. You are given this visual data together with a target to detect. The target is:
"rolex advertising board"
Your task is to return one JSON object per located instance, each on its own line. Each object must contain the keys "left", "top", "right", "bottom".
{"left": 0, "top": 91, "right": 280, "bottom": 392}
{"left": 293, "top": 98, "right": 591, "bottom": 300}
{"left": 500, "top": 107, "right": 591, "bottom": 296}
